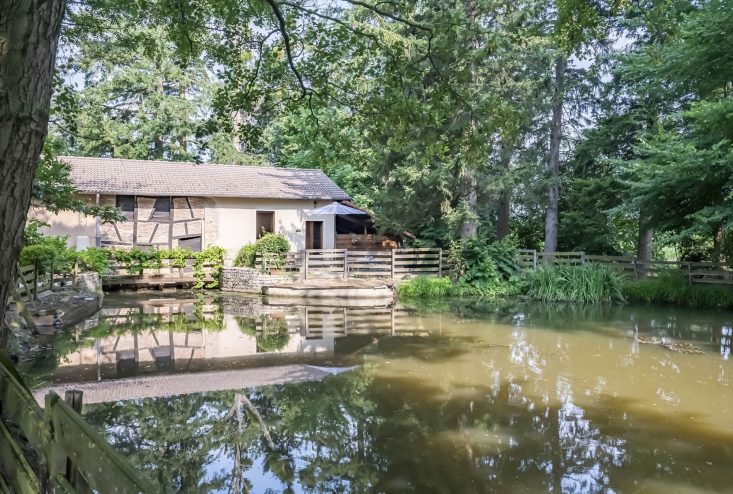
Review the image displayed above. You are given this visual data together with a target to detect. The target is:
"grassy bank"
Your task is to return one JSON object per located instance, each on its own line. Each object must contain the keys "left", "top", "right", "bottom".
{"left": 398, "top": 266, "right": 733, "bottom": 309}
{"left": 622, "top": 273, "right": 733, "bottom": 310}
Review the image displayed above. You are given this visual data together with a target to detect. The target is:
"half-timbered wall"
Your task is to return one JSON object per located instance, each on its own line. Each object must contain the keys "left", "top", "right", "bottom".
{"left": 99, "top": 195, "right": 207, "bottom": 250}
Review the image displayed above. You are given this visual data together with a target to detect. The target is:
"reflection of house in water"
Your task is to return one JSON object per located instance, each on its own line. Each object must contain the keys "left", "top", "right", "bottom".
{"left": 49, "top": 297, "right": 426, "bottom": 385}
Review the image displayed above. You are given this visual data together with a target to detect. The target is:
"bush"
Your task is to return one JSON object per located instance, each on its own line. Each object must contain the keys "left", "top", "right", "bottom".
{"left": 19, "top": 235, "right": 76, "bottom": 273}
{"left": 234, "top": 233, "right": 290, "bottom": 268}
{"left": 77, "top": 247, "right": 111, "bottom": 274}
{"left": 450, "top": 237, "right": 521, "bottom": 285}
{"left": 234, "top": 244, "right": 258, "bottom": 268}
{"left": 623, "top": 273, "right": 733, "bottom": 309}
{"left": 522, "top": 263, "right": 626, "bottom": 303}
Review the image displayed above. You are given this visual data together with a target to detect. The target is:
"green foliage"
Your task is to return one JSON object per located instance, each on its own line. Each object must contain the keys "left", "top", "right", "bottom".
{"left": 397, "top": 276, "right": 520, "bottom": 300}
{"left": 158, "top": 247, "right": 194, "bottom": 268}
{"left": 107, "top": 248, "right": 160, "bottom": 275}
{"left": 233, "top": 233, "right": 290, "bottom": 270}
{"left": 450, "top": 237, "right": 521, "bottom": 285}
{"left": 623, "top": 273, "right": 733, "bottom": 310}
{"left": 523, "top": 264, "right": 626, "bottom": 304}
{"left": 23, "top": 219, "right": 50, "bottom": 245}
{"left": 104, "top": 246, "right": 224, "bottom": 288}
{"left": 33, "top": 146, "right": 124, "bottom": 223}
{"left": 77, "top": 247, "right": 110, "bottom": 275}
{"left": 233, "top": 244, "right": 258, "bottom": 268}
{"left": 193, "top": 246, "right": 226, "bottom": 289}
{"left": 397, "top": 277, "right": 454, "bottom": 299}
{"left": 19, "top": 235, "right": 76, "bottom": 273}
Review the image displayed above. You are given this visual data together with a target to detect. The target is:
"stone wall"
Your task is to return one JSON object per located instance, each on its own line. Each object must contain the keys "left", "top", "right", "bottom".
{"left": 220, "top": 266, "right": 296, "bottom": 293}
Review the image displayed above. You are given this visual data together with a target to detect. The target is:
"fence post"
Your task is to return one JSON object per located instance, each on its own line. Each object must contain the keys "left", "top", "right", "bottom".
{"left": 304, "top": 250, "right": 309, "bottom": 280}
{"left": 33, "top": 260, "right": 39, "bottom": 301}
{"left": 580, "top": 252, "right": 586, "bottom": 264}
{"left": 532, "top": 250, "right": 537, "bottom": 271}
{"left": 687, "top": 262, "right": 692, "bottom": 285}
{"left": 391, "top": 249, "right": 396, "bottom": 279}
{"left": 343, "top": 249, "right": 348, "bottom": 279}
{"left": 438, "top": 249, "right": 443, "bottom": 277}
{"left": 49, "top": 259, "right": 55, "bottom": 292}
{"left": 632, "top": 257, "right": 638, "bottom": 279}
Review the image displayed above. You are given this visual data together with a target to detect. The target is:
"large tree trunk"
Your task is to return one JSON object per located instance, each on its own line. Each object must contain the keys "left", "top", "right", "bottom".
{"left": 496, "top": 142, "right": 513, "bottom": 241}
{"left": 543, "top": 56, "right": 566, "bottom": 254}
{"left": 636, "top": 215, "right": 653, "bottom": 278}
{"left": 0, "top": 0, "right": 65, "bottom": 347}
{"left": 460, "top": 173, "right": 479, "bottom": 239}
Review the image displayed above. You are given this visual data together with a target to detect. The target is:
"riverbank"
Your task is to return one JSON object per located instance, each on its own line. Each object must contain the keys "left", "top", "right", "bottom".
{"left": 396, "top": 268, "right": 733, "bottom": 310}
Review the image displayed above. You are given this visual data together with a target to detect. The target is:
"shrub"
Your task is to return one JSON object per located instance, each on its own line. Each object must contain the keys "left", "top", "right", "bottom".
{"left": 233, "top": 233, "right": 290, "bottom": 268}
{"left": 449, "top": 236, "right": 521, "bottom": 285}
{"left": 623, "top": 273, "right": 733, "bottom": 309}
{"left": 256, "top": 232, "right": 290, "bottom": 254}
{"left": 523, "top": 263, "right": 626, "bottom": 303}
{"left": 77, "top": 247, "right": 111, "bottom": 274}
{"left": 234, "top": 243, "right": 258, "bottom": 268}
{"left": 19, "top": 235, "right": 76, "bottom": 273}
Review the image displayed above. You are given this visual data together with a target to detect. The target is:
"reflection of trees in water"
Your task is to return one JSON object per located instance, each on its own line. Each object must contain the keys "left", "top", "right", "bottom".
{"left": 235, "top": 315, "right": 291, "bottom": 353}
{"left": 82, "top": 360, "right": 733, "bottom": 493}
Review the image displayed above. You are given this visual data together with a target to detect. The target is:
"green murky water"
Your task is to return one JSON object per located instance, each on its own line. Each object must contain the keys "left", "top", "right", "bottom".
{"left": 23, "top": 293, "right": 733, "bottom": 493}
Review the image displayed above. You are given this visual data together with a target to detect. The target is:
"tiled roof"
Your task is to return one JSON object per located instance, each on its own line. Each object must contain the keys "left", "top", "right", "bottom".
{"left": 60, "top": 156, "right": 351, "bottom": 200}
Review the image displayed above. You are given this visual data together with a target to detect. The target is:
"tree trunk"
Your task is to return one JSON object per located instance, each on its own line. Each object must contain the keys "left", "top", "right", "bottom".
{"left": 712, "top": 224, "right": 725, "bottom": 263}
{"left": 460, "top": 172, "right": 479, "bottom": 239}
{"left": 543, "top": 56, "right": 566, "bottom": 254}
{"left": 636, "top": 215, "right": 653, "bottom": 278}
{"left": 0, "top": 0, "right": 65, "bottom": 348}
{"left": 496, "top": 142, "right": 513, "bottom": 241}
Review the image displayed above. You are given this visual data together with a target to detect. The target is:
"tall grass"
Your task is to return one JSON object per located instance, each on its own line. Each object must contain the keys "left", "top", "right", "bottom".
{"left": 523, "top": 263, "right": 626, "bottom": 303}
{"left": 623, "top": 273, "right": 733, "bottom": 309}
{"left": 397, "top": 277, "right": 454, "bottom": 298}
{"left": 397, "top": 276, "right": 520, "bottom": 299}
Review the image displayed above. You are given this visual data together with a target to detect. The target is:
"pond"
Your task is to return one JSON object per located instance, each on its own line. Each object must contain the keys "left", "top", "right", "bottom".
{"left": 22, "top": 292, "right": 733, "bottom": 493}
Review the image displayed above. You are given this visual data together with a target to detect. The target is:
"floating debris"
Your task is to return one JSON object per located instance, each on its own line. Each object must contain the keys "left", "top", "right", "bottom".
{"left": 634, "top": 335, "right": 704, "bottom": 354}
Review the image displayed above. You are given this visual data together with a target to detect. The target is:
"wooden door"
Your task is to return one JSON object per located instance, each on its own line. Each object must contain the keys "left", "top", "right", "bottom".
{"left": 306, "top": 221, "right": 323, "bottom": 249}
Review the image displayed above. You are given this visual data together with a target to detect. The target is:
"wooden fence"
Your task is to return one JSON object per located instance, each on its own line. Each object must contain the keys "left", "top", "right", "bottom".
{"left": 15, "top": 262, "right": 76, "bottom": 302}
{"left": 0, "top": 356, "right": 154, "bottom": 493}
{"left": 517, "top": 250, "right": 733, "bottom": 285}
{"left": 256, "top": 248, "right": 443, "bottom": 280}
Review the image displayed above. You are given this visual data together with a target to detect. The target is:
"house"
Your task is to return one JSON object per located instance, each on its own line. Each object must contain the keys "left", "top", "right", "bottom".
{"left": 34, "top": 156, "right": 352, "bottom": 259}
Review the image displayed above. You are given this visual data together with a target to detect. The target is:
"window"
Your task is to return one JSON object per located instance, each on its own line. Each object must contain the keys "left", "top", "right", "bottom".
{"left": 151, "top": 197, "right": 170, "bottom": 221}
{"left": 256, "top": 211, "right": 274, "bottom": 238}
{"left": 178, "top": 236, "right": 202, "bottom": 252}
{"left": 116, "top": 195, "right": 135, "bottom": 220}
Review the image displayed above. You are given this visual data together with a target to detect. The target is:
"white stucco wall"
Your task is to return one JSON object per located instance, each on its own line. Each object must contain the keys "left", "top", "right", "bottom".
{"left": 205, "top": 197, "right": 335, "bottom": 261}
{"left": 29, "top": 197, "right": 97, "bottom": 249}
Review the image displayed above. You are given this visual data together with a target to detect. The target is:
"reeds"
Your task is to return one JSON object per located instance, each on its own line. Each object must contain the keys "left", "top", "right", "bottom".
{"left": 523, "top": 263, "right": 626, "bottom": 303}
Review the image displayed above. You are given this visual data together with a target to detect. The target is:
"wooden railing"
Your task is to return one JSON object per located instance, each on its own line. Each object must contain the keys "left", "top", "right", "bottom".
{"left": 0, "top": 356, "right": 154, "bottom": 493}
{"left": 256, "top": 248, "right": 443, "bottom": 280}
{"left": 15, "top": 262, "right": 76, "bottom": 302}
{"left": 104, "top": 258, "right": 216, "bottom": 287}
{"left": 517, "top": 250, "right": 733, "bottom": 285}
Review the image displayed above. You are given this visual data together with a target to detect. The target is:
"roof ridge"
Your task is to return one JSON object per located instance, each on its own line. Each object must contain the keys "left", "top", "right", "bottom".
{"left": 57, "top": 155, "right": 327, "bottom": 173}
